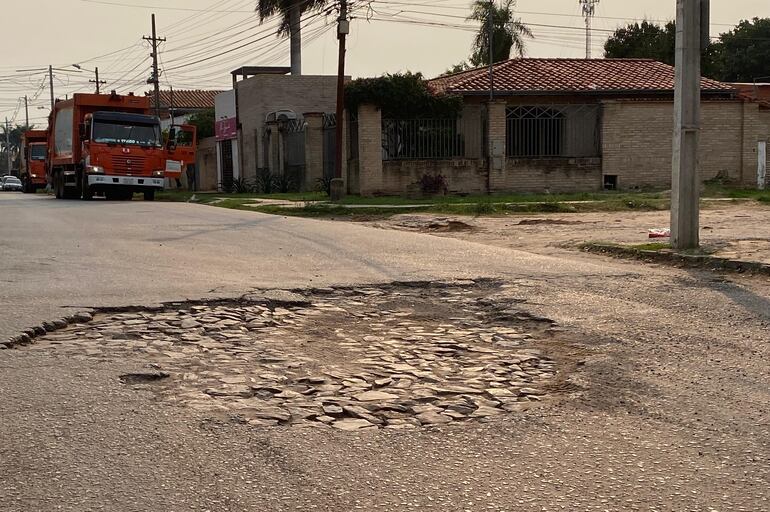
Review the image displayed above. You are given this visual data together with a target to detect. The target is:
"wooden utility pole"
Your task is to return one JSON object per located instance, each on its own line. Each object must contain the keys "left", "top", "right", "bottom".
{"left": 144, "top": 14, "right": 166, "bottom": 118}
{"left": 331, "top": 0, "right": 349, "bottom": 199}
{"left": 90, "top": 67, "right": 107, "bottom": 94}
{"left": 24, "top": 95, "right": 29, "bottom": 127}
{"left": 5, "top": 118, "right": 10, "bottom": 175}
{"left": 49, "top": 65, "right": 55, "bottom": 111}
{"left": 671, "top": 0, "right": 709, "bottom": 249}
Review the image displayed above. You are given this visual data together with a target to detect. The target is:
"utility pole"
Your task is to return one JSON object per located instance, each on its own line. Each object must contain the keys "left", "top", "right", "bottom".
{"left": 488, "top": 0, "right": 494, "bottom": 99}
{"left": 331, "top": 0, "right": 349, "bottom": 199}
{"left": 486, "top": 0, "right": 494, "bottom": 195}
{"left": 90, "top": 67, "right": 107, "bottom": 94}
{"left": 580, "top": 0, "right": 599, "bottom": 59}
{"left": 5, "top": 118, "right": 10, "bottom": 175}
{"left": 671, "top": 0, "right": 709, "bottom": 250}
{"left": 24, "top": 95, "right": 29, "bottom": 127}
{"left": 144, "top": 14, "right": 166, "bottom": 118}
{"left": 49, "top": 65, "right": 55, "bottom": 111}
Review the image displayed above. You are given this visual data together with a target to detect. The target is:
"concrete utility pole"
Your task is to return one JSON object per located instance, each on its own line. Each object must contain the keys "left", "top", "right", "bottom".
{"left": 144, "top": 14, "right": 166, "bottom": 118}
{"left": 486, "top": 0, "right": 494, "bottom": 195}
{"left": 580, "top": 0, "right": 599, "bottom": 59}
{"left": 331, "top": 0, "right": 349, "bottom": 199}
{"left": 671, "top": 0, "right": 709, "bottom": 250}
{"left": 49, "top": 65, "right": 55, "bottom": 111}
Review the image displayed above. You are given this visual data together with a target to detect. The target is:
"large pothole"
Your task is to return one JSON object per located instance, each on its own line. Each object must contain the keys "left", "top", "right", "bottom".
{"left": 24, "top": 281, "right": 575, "bottom": 430}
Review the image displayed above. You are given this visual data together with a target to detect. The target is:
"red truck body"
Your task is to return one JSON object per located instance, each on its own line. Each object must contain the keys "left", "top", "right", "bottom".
{"left": 20, "top": 130, "right": 48, "bottom": 193}
{"left": 47, "top": 92, "right": 169, "bottom": 200}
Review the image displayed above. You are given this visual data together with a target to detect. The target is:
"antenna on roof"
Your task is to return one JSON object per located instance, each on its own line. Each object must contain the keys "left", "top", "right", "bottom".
{"left": 580, "top": 0, "right": 599, "bottom": 59}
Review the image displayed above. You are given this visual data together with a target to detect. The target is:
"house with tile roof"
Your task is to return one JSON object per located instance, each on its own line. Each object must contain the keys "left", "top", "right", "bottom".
{"left": 147, "top": 89, "right": 224, "bottom": 128}
{"left": 347, "top": 58, "right": 770, "bottom": 195}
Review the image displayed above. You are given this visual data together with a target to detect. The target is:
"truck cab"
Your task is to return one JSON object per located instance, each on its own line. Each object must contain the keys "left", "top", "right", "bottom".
{"left": 79, "top": 111, "right": 166, "bottom": 200}
{"left": 20, "top": 130, "right": 48, "bottom": 193}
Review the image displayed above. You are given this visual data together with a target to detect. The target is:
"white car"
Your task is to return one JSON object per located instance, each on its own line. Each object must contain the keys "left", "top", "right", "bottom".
{"left": 1, "top": 176, "right": 23, "bottom": 191}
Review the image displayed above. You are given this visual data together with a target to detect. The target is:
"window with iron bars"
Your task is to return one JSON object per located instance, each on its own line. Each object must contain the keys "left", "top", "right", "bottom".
{"left": 506, "top": 105, "right": 601, "bottom": 158}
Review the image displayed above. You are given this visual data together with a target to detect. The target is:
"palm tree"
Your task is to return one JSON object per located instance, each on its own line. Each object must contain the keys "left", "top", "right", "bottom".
{"left": 468, "top": 0, "right": 533, "bottom": 66}
{"left": 256, "top": 0, "right": 329, "bottom": 76}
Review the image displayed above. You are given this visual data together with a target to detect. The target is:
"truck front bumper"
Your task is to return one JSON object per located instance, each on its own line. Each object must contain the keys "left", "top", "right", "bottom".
{"left": 87, "top": 175, "right": 164, "bottom": 189}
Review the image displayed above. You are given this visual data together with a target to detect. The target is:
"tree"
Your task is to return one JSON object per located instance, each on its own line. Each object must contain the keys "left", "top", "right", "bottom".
{"left": 441, "top": 61, "right": 472, "bottom": 77}
{"left": 0, "top": 123, "right": 34, "bottom": 174}
{"left": 711, "top": 17, "right": 770, "bottom": 83}
{"left": 468, "top": 0, "right": 533, "bottom": 66}
{"left": 256, "top": 0, "right": 329, "bottom": 75}
{"left": 604, "top": 20, "right": 676, "bottom": 65}
{"left": 186, "top": 109, "right": 215, "bottom": 139}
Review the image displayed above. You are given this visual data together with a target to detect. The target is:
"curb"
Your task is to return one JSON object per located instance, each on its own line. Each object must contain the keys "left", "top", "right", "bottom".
{"left": 580, "top": 243, "right": 770, "bottom": 277}
{"left": 1, "top": 311, "right": 94, "bottom": 350}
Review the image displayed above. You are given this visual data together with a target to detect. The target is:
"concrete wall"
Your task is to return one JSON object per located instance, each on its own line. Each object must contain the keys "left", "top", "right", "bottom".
{"left": 196, "top": 136, "right": 218, "bottom": 191}
{"left": 602, "top": 100, "right": 770, "bottom": 190}
{"left": 236, "top": 74, "right": 339, "bottom": 182}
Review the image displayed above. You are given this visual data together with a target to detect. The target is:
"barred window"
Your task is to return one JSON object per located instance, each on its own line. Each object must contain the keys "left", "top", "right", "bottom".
{"left": 506, "top": 105, "right": 600, "bottom": 158}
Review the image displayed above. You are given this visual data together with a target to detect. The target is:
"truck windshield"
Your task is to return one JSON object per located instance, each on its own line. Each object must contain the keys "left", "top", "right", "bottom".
{"left": 92, "top": 121, "right": 161, "bottom": 146}
{"left": 30, "top": 145, "right": 46, "bottom": 160}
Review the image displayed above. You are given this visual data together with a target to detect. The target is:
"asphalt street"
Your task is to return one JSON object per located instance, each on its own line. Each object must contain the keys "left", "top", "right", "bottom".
{"left": 1, "top": 193, "right": 769, "bottom": 511}
{"left": 0, "top": 193, "right": 613, "bottom": 341}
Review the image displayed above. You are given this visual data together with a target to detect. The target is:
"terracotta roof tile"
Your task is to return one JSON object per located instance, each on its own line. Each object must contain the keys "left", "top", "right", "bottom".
{"left": 428, "top": 58, "right": 732, "bottom": 95}
{"left": 147, "top": 89, "right": 224, "bottom": 110}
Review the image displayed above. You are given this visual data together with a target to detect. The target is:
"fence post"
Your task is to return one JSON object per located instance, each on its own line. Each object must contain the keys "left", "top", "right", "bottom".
{"left": 759, "top": 140, "right": 767, "bottom": 190}
{"left": 303, "top": 113, "right": 324, "bottom": 192}
{"left": 358, "top": 103, "right": 383, "bottom": 196}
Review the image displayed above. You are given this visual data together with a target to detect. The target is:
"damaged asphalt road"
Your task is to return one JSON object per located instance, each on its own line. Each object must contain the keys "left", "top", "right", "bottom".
{"left": 1, "top": 194, "right": 769, "bottom": 511}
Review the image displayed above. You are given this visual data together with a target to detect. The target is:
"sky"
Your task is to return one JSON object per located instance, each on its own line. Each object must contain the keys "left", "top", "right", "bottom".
{"left": 2, "top": 0, "right": 769, "bottom": 126}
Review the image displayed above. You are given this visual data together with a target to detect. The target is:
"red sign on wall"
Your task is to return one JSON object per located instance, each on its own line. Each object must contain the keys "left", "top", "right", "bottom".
{"left": 215, "top": 118, "right": 237, "bottom": 141}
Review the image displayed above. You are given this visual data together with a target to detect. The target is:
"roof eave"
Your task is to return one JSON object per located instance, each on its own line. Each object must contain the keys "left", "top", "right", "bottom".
{"left": 453, "top": 88, "right": 737, "bottom": 97}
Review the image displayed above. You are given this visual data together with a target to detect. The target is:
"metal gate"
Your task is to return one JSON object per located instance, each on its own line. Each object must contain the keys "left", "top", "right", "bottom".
{"left": 220, "top": 138, "right": 234, "bottom": 190}
{"left": 282, "top": 119, "right": 305, "bottom": 190}
{"left": 322, "top": 113, "right": 337, "bottom": 179}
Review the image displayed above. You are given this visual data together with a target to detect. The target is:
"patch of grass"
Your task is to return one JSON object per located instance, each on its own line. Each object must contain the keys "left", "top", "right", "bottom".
{"left": 703, "top": 184, "right": 770, "bottom": 202}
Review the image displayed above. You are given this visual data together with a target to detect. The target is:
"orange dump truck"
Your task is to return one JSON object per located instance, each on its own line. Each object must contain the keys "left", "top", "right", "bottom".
{"left": 48, "top": 92, "right": 172, "bottom": 200}
{"left": 20, "top": 130, "right": 48, "bottom": 193}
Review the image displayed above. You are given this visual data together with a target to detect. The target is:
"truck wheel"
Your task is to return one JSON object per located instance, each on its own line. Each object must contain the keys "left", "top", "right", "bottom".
{"left": 143, "top": 190, "right": 155, "bottom": 201}
{"left": 22, "top": 178, "right": 30, "bottom": 194}
{"left": 80, "top": 174, "right": 93, "bottom": 200}
{"left": 54, "top": 174, "right": 62, "bottom": 199}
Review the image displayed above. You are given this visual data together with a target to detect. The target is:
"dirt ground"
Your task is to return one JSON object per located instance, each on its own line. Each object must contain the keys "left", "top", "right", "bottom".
{"left": 370, "top": 201, "right": 770, "bottom": 263}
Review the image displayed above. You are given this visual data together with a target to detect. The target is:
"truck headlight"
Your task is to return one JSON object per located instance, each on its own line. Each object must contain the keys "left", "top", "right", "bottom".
{"left": 30, "top": 174, "right": 37, "bottom": 178}
{"left": 153, "top": 170, "right": 165, "bottom": 177}
{"left": 87, "top": 166, "right": 105, "bottom": 174}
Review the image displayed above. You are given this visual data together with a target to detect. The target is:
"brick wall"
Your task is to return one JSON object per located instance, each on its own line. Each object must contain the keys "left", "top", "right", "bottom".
{"left": 381, "top": 160, "right": 487, "bottom": 195}
{"left": 356, "top": 104, "right": 383, "bottom": 195}
{"left": 237, "top": 74, "right": 340, "bottom": 181}
{"left": 494, "top": 158, "right": 602, "bottom": 193}
{"left": 602, "top": 100, "right": 769, "bottom": 190}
